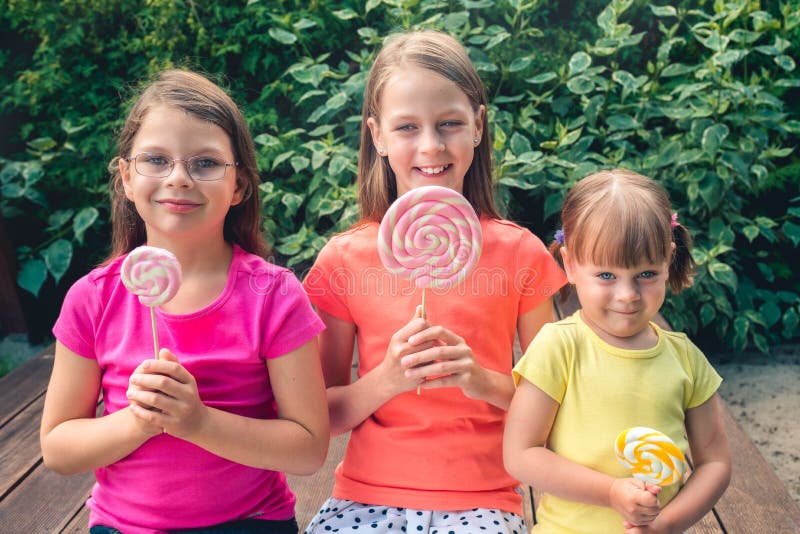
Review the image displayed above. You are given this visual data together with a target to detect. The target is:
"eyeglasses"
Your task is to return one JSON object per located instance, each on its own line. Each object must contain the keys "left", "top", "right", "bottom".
{"left": 125, "top": 153, "right": 238, "bottom": 182}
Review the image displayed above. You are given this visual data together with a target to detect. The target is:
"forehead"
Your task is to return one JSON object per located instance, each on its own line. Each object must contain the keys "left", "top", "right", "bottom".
{"left": 378, "top": 65, "right": 474, "bottom": 119}
{"left": 133, "top": 104, "right": 233, "bottom": 154}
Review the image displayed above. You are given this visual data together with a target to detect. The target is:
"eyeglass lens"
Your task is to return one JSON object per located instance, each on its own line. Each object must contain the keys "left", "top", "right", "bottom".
{"left": 134, "top": 153, "right": 228, "bottom": 181}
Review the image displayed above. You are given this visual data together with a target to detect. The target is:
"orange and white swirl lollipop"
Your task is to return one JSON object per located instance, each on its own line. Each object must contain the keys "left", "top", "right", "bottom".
{"left": 615, "top": 426, "right": 687, "bottom": 486}
{"left": 378, "top": 185, "right": 482, "bottom": 291}
{"left": 121, "top": 246, "right": 182, "bottom": 359}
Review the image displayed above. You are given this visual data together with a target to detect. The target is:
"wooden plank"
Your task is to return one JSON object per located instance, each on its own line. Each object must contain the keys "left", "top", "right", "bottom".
{"left": 711, "top": 402, "right": 800, "bottom": 533}
{"left": 0, "top": 463, "right": 94, "bottom": 531}
{"left": 0, "top": 395, "right": 46, "bottom": 499}
{"left": 57, "top": 492, "right": 92, "bottom": 533}
{"left": 0, "top": 348, "right": 53, "bottom": 428}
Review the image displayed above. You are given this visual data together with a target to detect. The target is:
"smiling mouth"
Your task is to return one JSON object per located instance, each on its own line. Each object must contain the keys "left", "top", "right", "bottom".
{"left": 417, "top": 164, "right": 451, "bottom": 176}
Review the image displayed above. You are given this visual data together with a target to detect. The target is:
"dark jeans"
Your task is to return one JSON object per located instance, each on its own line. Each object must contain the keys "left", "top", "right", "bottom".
{"left": 90, "top": 517, "right": 298, "bottom": 534}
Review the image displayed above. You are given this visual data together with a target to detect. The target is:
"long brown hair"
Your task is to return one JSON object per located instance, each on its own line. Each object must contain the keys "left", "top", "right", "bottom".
{"left": 358, "top": 30, "right": 499, "bottom": 221}
{"left": 106, "top": 69, "right": 267, "bottom": 261}
{"left": 549, "top": 169, "right": 694, "bottom": 292}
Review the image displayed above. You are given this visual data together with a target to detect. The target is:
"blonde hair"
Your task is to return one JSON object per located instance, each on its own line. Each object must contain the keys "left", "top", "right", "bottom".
{"left": 358, "top": 30, "right": 499, "bottom": 221}
{"left": 106, "top": 69, "right": 267, "bottom": 262}
{"left": 551, "top": 169, "right": 695, "bottom": 292}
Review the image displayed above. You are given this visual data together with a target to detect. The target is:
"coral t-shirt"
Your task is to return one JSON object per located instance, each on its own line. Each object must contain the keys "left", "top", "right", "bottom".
{"left": 53, "top": 245, "right": 324, "bottom": 534}
{"left": 303, "top": 219, "right": 566, "bottom": 513}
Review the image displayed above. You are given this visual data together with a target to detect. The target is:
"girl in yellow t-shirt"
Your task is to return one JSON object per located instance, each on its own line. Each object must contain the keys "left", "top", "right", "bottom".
{"left": 504, "top": 169, "right": 731, "bottom": 533}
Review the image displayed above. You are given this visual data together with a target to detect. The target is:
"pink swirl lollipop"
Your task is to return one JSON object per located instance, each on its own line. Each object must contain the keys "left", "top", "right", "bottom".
{"left": 121, "top": 246, "right": 182, "bottom": 359}
{"left": 378, "top": 185, "right": 482, "bottom": 291}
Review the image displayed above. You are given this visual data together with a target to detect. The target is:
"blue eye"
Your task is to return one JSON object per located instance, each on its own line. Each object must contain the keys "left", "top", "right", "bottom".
{"left": 598, "top": 272, "right": 614, "bottom": 280}
{"left": 193, "top": 157, "right": 222, "bottom": 169}
{"left": 142, "top": 154, "right": 169, "bottom": 166}
{"left": 639, "top": 271, "right": 657, "bottom": 279}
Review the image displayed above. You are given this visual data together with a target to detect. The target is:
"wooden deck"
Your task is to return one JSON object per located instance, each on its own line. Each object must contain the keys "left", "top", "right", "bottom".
{"left": 1, "top": 344, "right": 799, "bottom": 532}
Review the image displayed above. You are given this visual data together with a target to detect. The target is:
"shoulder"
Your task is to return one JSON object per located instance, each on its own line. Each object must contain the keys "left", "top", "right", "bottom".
{"left": 315, "top": 222, "right": 378, "bottom": 265}
{"left": 67, "top": 256, "right": 125, "bottom": 301}
{"left": 483, "top": 218, "right": 548, "bottom": 252}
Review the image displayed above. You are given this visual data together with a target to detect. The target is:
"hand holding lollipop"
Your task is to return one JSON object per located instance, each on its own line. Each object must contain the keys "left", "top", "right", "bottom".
{"left": 615, "top": 426, "right": 688, "bottom": 486}
{"left": 378, "top": 186, "right": 482, "bottom": 392}
{"left": 121, "top": 246, "right": 182, "bottom": 360}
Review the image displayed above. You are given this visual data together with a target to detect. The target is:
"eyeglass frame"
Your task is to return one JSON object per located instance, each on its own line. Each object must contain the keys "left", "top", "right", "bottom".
{"left": 124, "top": 152, "right": 239, "bottom": 182}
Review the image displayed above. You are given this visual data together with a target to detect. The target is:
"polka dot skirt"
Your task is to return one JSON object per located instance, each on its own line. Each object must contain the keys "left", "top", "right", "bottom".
{"left": 304, "top": 498, "right": 526, "bottom": 533}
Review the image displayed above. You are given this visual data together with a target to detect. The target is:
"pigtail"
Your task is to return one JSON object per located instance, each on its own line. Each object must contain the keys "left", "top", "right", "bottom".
{"left": 669, "top": 221, "right": 695, "bottom": 293}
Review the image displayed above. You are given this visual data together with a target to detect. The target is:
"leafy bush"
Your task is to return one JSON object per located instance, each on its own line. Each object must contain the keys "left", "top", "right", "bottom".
{"left": 1, "top": 0, "right": 798, "bottom": 353}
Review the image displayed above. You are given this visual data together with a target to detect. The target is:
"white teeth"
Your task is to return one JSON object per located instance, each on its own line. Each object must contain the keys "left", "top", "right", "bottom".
{"left": 419, "top": 165, "right": 447, "bottom": 174}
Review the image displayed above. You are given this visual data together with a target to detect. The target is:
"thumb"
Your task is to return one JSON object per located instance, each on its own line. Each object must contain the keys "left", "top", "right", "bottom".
{"left": 158, "top": 348, "right": 179, "bottom": 362}
{"left": 414, "top": 304, "right": 425, "bottom": 319}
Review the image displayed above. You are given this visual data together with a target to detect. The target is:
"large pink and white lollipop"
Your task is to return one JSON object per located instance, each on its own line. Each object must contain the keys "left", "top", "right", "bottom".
{"left": 121, "top": 246, "right": 182, "bottom": 360}
{"left": 378, "top": 186, "right": 482, "bottom": 393}
{"left": 378, "top": 185, "right": 482, "bottom": 294}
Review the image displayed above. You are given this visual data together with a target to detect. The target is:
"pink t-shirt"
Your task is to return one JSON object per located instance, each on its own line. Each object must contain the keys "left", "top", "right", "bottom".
{"left": 53, "top": 245, "right": 324, "bottom": 534}
{"left": 303, "top": 219, "right": 567, "bottom": 513}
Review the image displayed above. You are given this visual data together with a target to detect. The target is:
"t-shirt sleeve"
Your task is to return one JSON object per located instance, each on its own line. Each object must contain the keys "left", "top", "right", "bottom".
{"left": 261, "top": 271, "right": 325, "bottom": 359}
{"left": 51, "top": 274, "right": 102, "bottom": 360}
{"left": 684, "top": 338, "right": 723, "bottom": 409}
{"left": 512, "top": 323, "right": 570, "bottom": 404}
{"left": 301, "top": 238, "right": 353, "bottom": 322}
{"left": 516, "top": 229, "right": 567, "bottom": 316}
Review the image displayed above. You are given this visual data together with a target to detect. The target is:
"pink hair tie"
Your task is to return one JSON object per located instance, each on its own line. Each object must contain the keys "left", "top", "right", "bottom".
{"left": 670, "top": 212, "right": 679, "bottom": 229}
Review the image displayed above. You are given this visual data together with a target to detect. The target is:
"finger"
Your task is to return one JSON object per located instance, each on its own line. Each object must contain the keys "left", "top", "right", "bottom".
{"left": 414, "top": 304, "right": 424, "bottom": 319}
{"left": 408, "top": 325, "right": 463, "bottom": 346}
{"left": 158, "top": 348, "right": 180, "bottom": 363}
{"left": 644, "top": 483, "right": 662, "bottom": 495}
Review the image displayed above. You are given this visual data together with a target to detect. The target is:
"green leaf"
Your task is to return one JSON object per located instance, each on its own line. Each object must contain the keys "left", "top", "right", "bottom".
{"left": 268, "top": 27, "right": 297, "bottom": 45}
{"left": 760, "top": 302, "right": 782, "bottom": 327}
{"left": 42, "top": 239, "right": 72, "bottom": 284}
{"left": 660, "top": 63, "right": 695, "bottom": 77}
{"left": 27, "top": 137, "right": 57, "bottom": 151}
{"left": 742, "top": 225, "right": 759, "bottom": 242}
{"left": 290, "top": 156, "right": 310, "bottom": 173}
{"left": 700, "top": 303, "right": 716, "bottom": 326}
{"left": 48, "top": 209, "right": 74, "bottom": 230}
{"left": 566, "top": 75, "right": 594, "bottom": 95}
{"left": 606, "top": 114, "right": 639, "bottom": 131}
{"left": 332, "top": 8, "right": 358, "bottom": 20}
{"left": 2, "top": 183, "right": 25, "bottom": 198}
{"left": 508, "top": 57, "right": 532, "bottom": 73}
{"left": 18, "top": 258, "right": 47, "bottom": 296}
{"left": 498, "top": 177, "right": 538, "bottom": 190}
{"left": 782, "top": 221, "right": 800, "bottom": 246}
{"left": 568, "top": 52, "right": 592, "bottom": 76}
{"left": 509, "top": 132, "right": 532, "bottom": 155}
{"left": 708, "top": 261, "right": 738, "bottom": 291}
{"left": 775, "top": 55, "right": 796, "bottom": 71}
{"left": 325, "top": 92, "right": 348, "bottom": 110}
{"left": 73, "top": 207, "right": 99, "bottom": 243}
{"left": 328, "top": 155, "right": 350, "bottom": 176}
{"left": 526, "top": 72, "right": 557, "bottom": 84}
{"left": 650, "top": 5, "right": 677, "bottom": 17}
{"left": 702, "top": 124, "right": 730, "bottom": 154}
{"left": 271, "top": 150, "right": 295, "bottom": 171}
{"left": 281, "top": 193, "right": 303, "bottom": 216}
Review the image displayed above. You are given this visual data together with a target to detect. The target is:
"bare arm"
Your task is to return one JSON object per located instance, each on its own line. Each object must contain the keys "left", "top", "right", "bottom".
{"left": 626, "top": 394, "right": 731, "bottom": 533}
{"left": 128, "top": 340, "right": 329, "bottom": 475}
{"left": 504, "top": 379, "right": 661, "bottom": 525}
{"left": 40, "top": 341, "right": 156, "bottom": 474}
{"left": 319, "top": 308, "right": 430, "bottom": 435}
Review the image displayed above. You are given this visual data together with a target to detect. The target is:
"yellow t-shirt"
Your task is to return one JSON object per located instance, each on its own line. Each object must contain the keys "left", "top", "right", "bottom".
{"left": 512, "top": 311, "right": 722, "bottom": 533}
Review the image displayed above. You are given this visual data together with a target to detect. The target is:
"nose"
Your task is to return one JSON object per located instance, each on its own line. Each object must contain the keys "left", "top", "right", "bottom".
{"left": 616, "top": 279, "right": 641, "bottom": 302}
{"left": 163, "top": 159, "right": 194, "bottom": 187}
{"left": 419, "top": 127, "right": 445, "bottom": 154}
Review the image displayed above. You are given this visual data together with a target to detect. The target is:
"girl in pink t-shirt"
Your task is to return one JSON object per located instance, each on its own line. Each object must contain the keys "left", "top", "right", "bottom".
{"left": 302, "top": 30, "right": 566, "bottom": 533}
{"left": 41, "top": 70, "right": 329, "bottom": 534}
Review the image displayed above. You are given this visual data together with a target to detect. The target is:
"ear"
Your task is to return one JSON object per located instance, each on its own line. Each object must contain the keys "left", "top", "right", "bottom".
{"left": 230, "top": 176, "right": 245, "bottom": 207}
{"left": 119, "top": 158, "right": 134, "bottom": 201}
{"left": 560, "top": 246, "right": 577, "bottom": 284}
{"left": 474, "top": 104, "right": 485, "bottom": 143}
{"left": 366, "top": 116, "right": 385, "bottom": 155}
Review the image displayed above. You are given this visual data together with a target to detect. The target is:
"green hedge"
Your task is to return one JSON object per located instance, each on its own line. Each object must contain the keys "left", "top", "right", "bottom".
{"left": 1, "top": 0, "right": 798, "bottom": 353}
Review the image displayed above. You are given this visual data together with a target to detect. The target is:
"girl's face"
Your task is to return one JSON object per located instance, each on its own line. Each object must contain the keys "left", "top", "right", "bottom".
{"left": 562, "top": 249, "right": 671, "bottom": 350}
{"left": 367, "top": 64, "right": 484, "bottom": 197}
{"left": 120, "top": 104, "right": 242, "bottom": 247}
